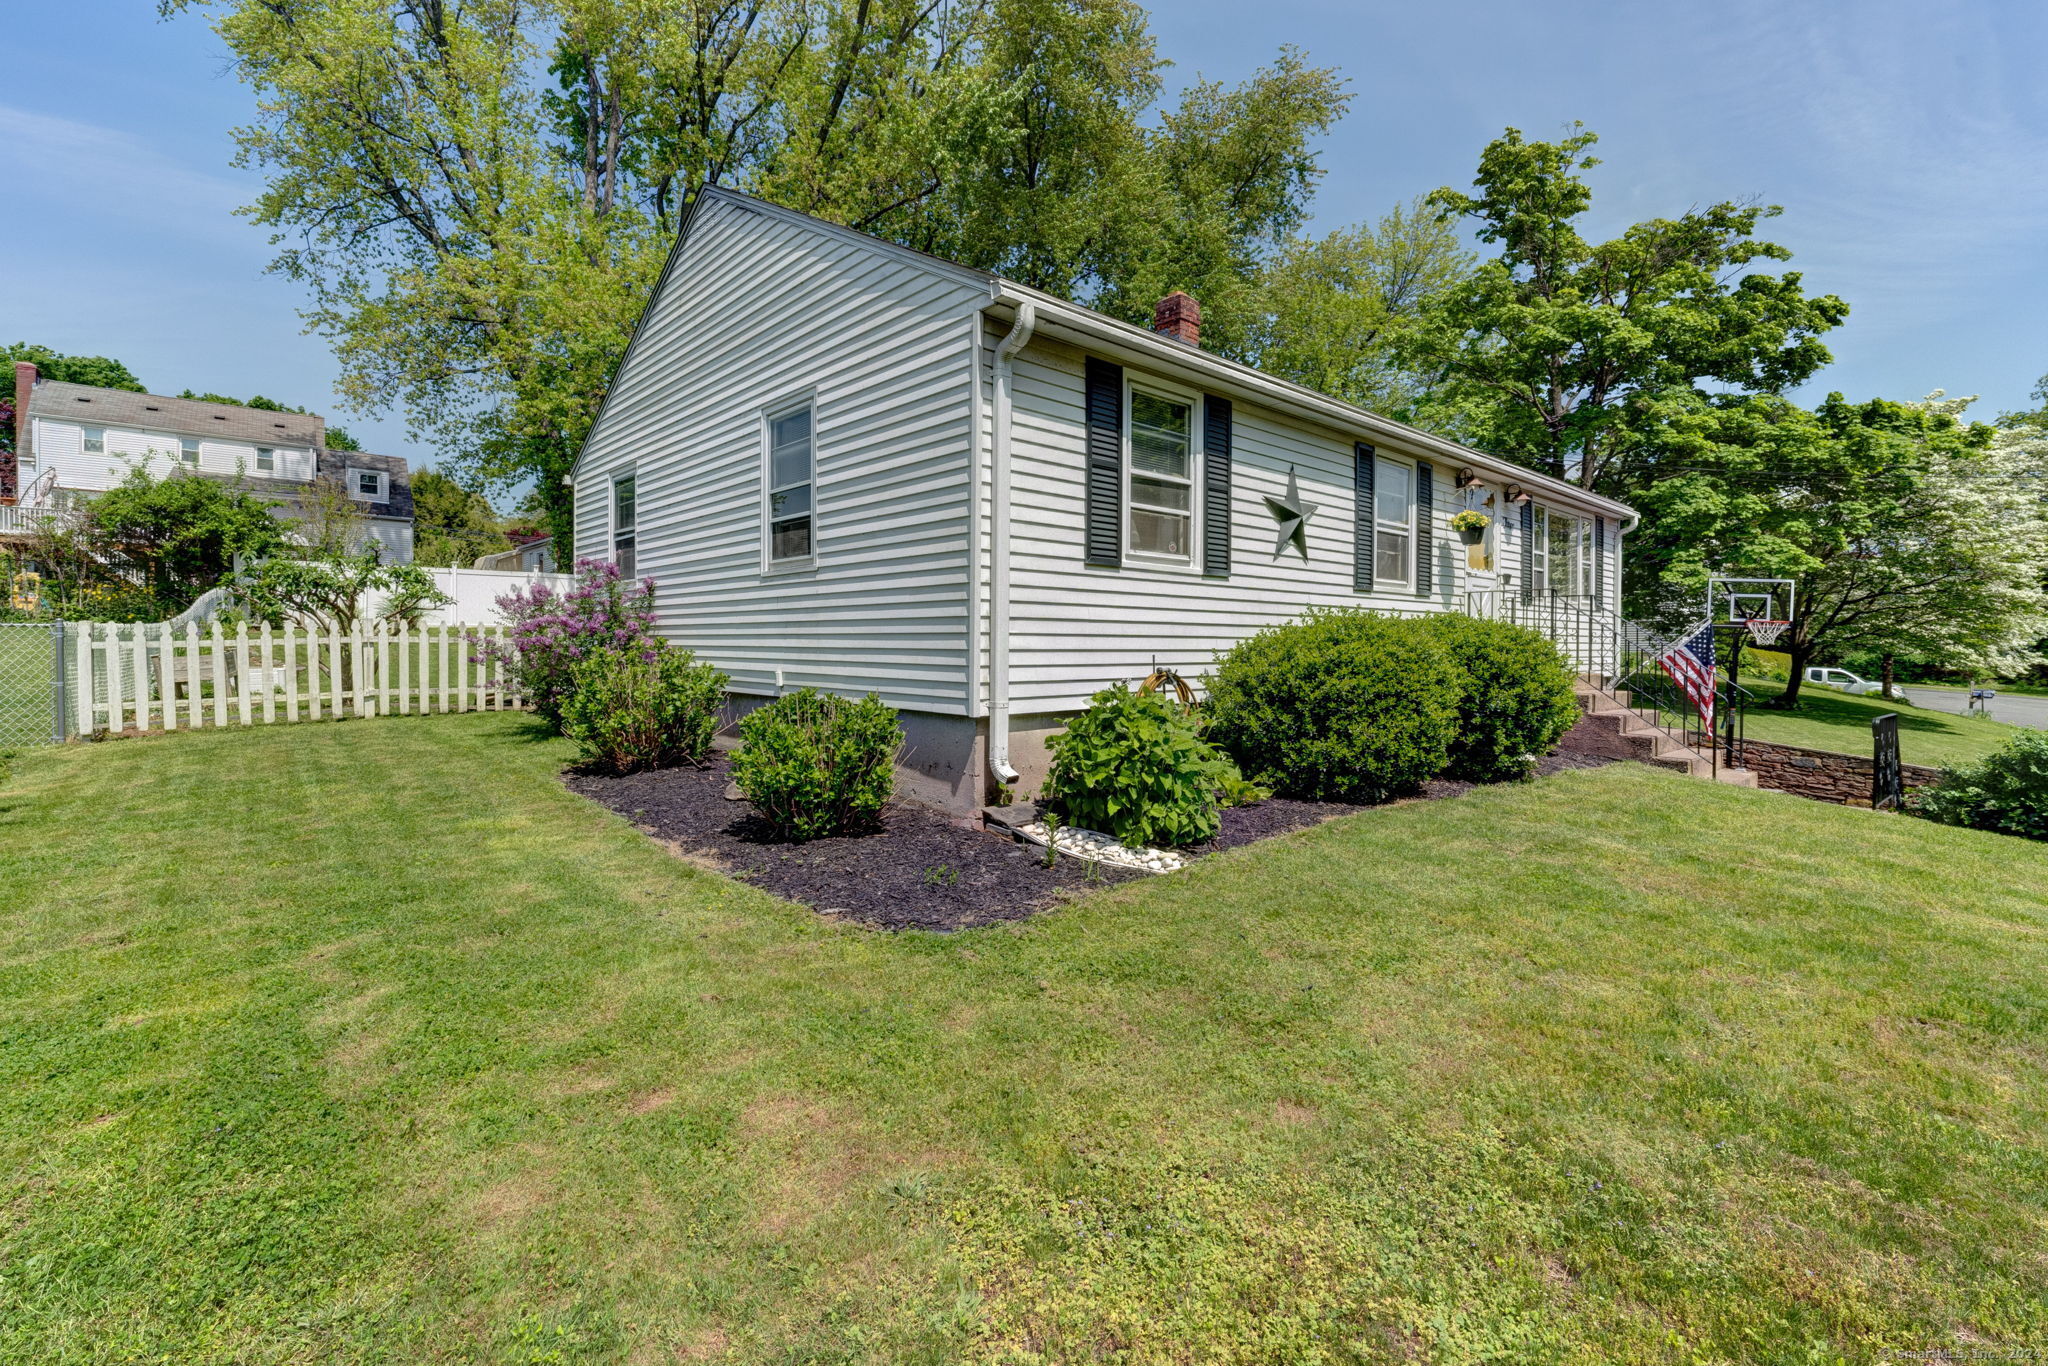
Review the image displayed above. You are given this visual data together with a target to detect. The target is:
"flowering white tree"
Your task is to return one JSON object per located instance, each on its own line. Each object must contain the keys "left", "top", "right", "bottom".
{"left": 1819, "top": 392, "right": 2048, "bottom": 694}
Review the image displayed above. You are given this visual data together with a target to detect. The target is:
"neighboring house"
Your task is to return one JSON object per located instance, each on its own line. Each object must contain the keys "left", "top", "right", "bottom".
{"left": 569, "top": 188, "right": 1637, "bottom": 813}
{"left": 3, "top": 364, "right": 415, "bottom": 562}
{"left": 473, "top": 533, "right": 557, "bottom": 573}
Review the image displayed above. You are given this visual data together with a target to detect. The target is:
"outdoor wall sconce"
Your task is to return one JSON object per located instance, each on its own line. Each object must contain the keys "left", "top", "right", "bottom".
{"left": 1504, "top": 483, "right": 1531, "bottom": 505}
{"left": 1454, "top": 467, "right": 1478, "bottom": 488}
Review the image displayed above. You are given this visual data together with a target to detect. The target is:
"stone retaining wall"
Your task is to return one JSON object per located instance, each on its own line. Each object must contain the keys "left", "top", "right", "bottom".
{"left": 1738, "top": 737, "right": 1942, "bottom": 806}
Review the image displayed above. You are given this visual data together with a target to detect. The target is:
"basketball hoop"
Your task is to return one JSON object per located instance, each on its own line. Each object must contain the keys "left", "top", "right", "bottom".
{"left": 1744, "top": 619, "right": 1790, "bottom": 648}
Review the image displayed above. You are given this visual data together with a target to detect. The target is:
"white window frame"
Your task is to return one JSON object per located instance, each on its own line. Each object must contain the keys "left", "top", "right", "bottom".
{"left": 253, "top": 444, "right": 273, "bottom": 473}
{"left": 1534, "top": 505, "right": 1594, "bottom": 599}
{"left": 346, "top": 467, "right": 387, "bottom": 503}
{"left": 611, "top": 470, "right": 638, "bottom": 578}
{"left": 82, "top": 426, "right": 105, "bottom": 455}
{"left": 180, "top": 438, "right": 202, "bottom": 468}
{"left": 1122, "top": 373, "right": 1202, "bottom": 569}
{"left": 1371, "top": 453, "right": 1416, "bottom": 589}
{"left": 760, "top": 392, "right": 819, "bottom": 573}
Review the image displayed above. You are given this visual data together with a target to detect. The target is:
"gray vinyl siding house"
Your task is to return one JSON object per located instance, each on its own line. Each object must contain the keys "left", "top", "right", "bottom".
{"left": 570, "top": 188, "right": 1636, "bottom": 814}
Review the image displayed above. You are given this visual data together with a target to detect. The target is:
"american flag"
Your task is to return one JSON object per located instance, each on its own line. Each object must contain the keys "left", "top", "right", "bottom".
{"left": 1656, "top": 623, "right": 1717, "bottom": 731}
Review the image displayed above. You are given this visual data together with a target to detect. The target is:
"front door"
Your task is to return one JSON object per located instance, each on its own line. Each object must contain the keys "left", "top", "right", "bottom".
{"left": 1456, "top": 481, "right": 1502, "bottom": 604}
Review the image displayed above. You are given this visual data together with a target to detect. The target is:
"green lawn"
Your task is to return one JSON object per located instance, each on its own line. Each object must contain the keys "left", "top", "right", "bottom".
{"left": 4, "top": 715, "right": 2047, "bottom": 1362}
{"left": 1739, "top": 677, "right": 2026, "bottom": 767}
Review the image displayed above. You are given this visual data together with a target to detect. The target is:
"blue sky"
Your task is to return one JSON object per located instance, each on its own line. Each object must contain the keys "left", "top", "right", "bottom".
{"left": 7, "top": 1, "right": 2045, "bottom": 484}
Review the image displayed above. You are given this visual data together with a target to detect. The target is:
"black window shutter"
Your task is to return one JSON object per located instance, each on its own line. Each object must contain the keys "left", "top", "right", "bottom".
{"left": 1519, "top": 500, "right": 1536, "bottom": 601}
{"left": 1196, "top": 395, "right": 1228, "bottom": 577}
{"left": 1594, "top": 516, "right": 1607, "bottom": 608}
{"left": 1202, "top": 395, "right": 1232, "bottom": 577}
{"left": 1353, "top": 444, "right": 1375, "bottom": 591}
{"left": 1083, "top": 358, "right": 1123, "bottom": 566}
{"left": 1414, "top": 462, "right": 1434, "bottom": 596}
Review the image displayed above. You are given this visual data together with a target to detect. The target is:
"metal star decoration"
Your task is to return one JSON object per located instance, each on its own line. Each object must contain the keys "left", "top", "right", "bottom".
{"left": 1263, "top": 466, "right": 1319, "bottom": 560}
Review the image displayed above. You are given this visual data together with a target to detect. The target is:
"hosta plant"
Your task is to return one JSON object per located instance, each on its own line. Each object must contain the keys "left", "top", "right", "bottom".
{"left": 1043, "top": 684, "right": 1230, "bottom": 848}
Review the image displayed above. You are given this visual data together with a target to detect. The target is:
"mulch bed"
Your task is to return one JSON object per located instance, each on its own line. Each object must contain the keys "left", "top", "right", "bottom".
{"left": 567, "top": 723, "right": 1619, "bottom": 931}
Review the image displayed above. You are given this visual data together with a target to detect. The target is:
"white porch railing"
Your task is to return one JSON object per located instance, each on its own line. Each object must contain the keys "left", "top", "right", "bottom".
{"left": 73, "top": 618, "right": 522, "bottom": 735}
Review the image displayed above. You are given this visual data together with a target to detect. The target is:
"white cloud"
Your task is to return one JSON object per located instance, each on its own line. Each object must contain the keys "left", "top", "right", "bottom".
{"left": 0, "top": 103, "right": 256, "bottom": 245}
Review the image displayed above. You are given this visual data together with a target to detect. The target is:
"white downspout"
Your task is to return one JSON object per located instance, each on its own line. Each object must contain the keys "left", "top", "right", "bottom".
{"left": 988, "top": 298, "right": 1036, "bottom": 786}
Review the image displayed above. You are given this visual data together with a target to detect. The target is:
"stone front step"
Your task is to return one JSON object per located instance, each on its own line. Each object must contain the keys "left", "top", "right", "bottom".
{"left": 1571, "top": 679, "right": 1747, "bottom": 783}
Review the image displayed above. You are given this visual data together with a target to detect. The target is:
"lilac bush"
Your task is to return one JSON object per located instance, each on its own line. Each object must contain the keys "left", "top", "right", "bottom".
{"left": 482, "top": 559, "right": 659, "bottom": 726}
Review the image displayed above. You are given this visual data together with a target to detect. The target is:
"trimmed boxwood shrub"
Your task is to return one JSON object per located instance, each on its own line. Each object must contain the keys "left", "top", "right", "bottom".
{"left": 1917, "top": 732, "right": 2048, "bottom": 841}
{"left": 561, "top": 642, "right": 729, "bottom": 774}
{"left": 731, "top": 688, "right": 903, "bottom": 841}
{"left": 1043, "top": 684, "right": 1230, "bottom": 848}
{"left": 1204, "top": 609, "right": 1459, "bottom": 802}
{"left": 1404, "top": 613, "right": 1581, "bottom": 782}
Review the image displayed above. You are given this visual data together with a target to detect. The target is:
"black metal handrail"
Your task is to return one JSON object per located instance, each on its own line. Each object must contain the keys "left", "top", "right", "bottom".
{"left": 1464, "top": 590, "right": 1752, "bottom": 775}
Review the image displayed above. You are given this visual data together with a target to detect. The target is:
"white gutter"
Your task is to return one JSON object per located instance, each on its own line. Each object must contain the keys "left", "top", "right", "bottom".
{"left": 987, "top": 297, "right": 1037, "bottom": 785}
{"left": 990, "top": 284, "right": 1637, "bottom": 522}
{"left": 963, "top": 312, "right": 987, "bottom": 719}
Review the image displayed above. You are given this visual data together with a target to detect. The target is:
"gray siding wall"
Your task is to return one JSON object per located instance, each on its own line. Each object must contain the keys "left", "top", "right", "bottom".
{"left": 1000, "top": 334, "right": 1625, "bottom": 715}
{"left": 572, "top": 194, "right": 988, "bottom": 715}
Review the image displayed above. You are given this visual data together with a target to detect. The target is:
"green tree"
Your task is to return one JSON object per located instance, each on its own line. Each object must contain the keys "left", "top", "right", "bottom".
{"left": 1, "top": 342, "right": 146, "bottom": 392}
{"left": 88, "top": 467, "right": 290, "bottom": 604}
{"left": 1398, "top": 126, "right": 1848, "bottom": 497}
{"left": 1628, "top": 391, "right": 2048, "bottom": 705}
{"left": 1237, "top": 197, "right": 1472, "bottom": 413}
{"left": 411, "top": 469, "right": 511, "bottom": 567}
{"left": 237, "top": 551, "right": 451, "bottom": 638}
{"left": 166, "top": 0, "right": 1341, "bottom": 557}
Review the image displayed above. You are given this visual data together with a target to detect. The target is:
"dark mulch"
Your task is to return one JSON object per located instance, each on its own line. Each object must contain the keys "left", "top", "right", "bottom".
{"left": 566, "top": 755, "right": 1145, "bottom": 932}
{"left": 567, "top": 719, "right": 1622, "bottom": 931}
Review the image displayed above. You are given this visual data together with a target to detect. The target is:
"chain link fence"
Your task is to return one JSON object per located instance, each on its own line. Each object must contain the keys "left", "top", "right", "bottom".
{"left": 0, "top": 622, "right": 65, "bottom": 747}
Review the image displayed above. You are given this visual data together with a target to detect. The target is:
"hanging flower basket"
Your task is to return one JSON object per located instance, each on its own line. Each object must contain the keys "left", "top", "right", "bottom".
{"left": 1449, "top": 510, "right": 1491, "bottom": 545}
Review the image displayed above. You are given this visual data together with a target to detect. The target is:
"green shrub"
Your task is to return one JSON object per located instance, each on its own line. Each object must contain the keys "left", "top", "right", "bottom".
{"left": 1742, "top": 647, "right": 1793, "bottom": 682}
{"left": 1917, "top": 732, "right": 2048, "bottom": 841}
{"left": 731, "top": 688, "right": 902, "bottom": 841}
{"left": 1404, "top": 613, "right": 1580, "bottom": 782}
{"left": 561, "top": 642, "right": 729, "bottom": 773}
{"left": 1043, "top": 685, "right": 1231, "bottom": 848}
{"left": 1204, "top": 609, "right": 1459, "bottom": 802}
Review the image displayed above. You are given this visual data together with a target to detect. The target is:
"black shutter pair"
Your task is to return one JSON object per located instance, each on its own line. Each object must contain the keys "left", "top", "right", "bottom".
{"left": 1082, "top": 357, "right": 1233, "bottom": 576}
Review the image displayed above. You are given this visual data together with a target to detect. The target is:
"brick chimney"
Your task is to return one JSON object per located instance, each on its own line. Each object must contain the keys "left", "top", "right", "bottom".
{"left": 1152, "top": 291, "right": 1201, "bottom": 347}
{"left": 3, "top": 361, "right": 33, "bottom": 503}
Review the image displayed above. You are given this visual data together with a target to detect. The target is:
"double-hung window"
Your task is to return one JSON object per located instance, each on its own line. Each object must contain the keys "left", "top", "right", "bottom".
{"left": 1373, "top": 456, "right": 1413, "bottom": 586}
{"left": 766, "top": 405, "right": 815, "bottom": 564}
{"left": 182, "top": 439, "right": 202, "bottom": 468}
{"left": 611, "top": 473, "right": 638, "bottom": 577}
{"left": 1536, "top": 507, "right": 1592, "bottom": 598}
{"left": 1127, "top": 387, "right": 1194, "bottom": 561}
{"left": 83, "top": 426, "right": 105, "bottom": 455}
{"left": 253, "top": 444, "right": 272, "bottom": 472}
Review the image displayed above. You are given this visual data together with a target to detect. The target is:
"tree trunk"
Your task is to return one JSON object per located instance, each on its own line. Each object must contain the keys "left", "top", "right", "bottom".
{"left": 1880, "top": 652, "right": 1897, "bottom": 700}
{"left": 1778, "top": 640, "right": 1811, "bottom": 707}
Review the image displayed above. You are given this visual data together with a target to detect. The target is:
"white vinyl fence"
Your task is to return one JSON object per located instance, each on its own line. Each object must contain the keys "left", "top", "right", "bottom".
{"left": 74, "top": 619, "right": 524, "bottom": 734}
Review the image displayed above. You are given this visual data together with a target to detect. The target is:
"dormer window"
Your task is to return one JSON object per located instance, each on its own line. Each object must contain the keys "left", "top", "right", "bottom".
{"left": 347, "top": 468, "right": 387, "bottom": 502}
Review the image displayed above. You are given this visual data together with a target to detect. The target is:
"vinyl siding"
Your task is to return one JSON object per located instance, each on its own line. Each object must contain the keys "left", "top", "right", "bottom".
{"left": 1001, "top": 335, "right": 1624, "bottom": 713}
{"left": 28, "top": 417, "right": 316, "bottom": 489}
{"left": 572, "top": 193, "right": 988, "bottom": 715}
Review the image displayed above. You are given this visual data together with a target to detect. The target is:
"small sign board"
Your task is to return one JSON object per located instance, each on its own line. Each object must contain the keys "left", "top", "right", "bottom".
{"left": 1872, "top": 713, "right": 1903, "bottom": 811}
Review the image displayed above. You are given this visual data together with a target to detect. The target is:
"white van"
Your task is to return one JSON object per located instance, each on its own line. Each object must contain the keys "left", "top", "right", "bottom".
{"left": 1803, "top": 666, "right": 1884, "bottom": 696}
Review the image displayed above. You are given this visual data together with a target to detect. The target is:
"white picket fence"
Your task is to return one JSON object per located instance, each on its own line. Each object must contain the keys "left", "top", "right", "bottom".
{"left": 74, "top": 619, "right": 524, "bottom": 734}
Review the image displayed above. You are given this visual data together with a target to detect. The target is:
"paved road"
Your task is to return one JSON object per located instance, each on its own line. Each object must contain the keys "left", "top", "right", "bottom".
{"left": 1899, "top": 685, "right": 2048, "bottom": 730}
